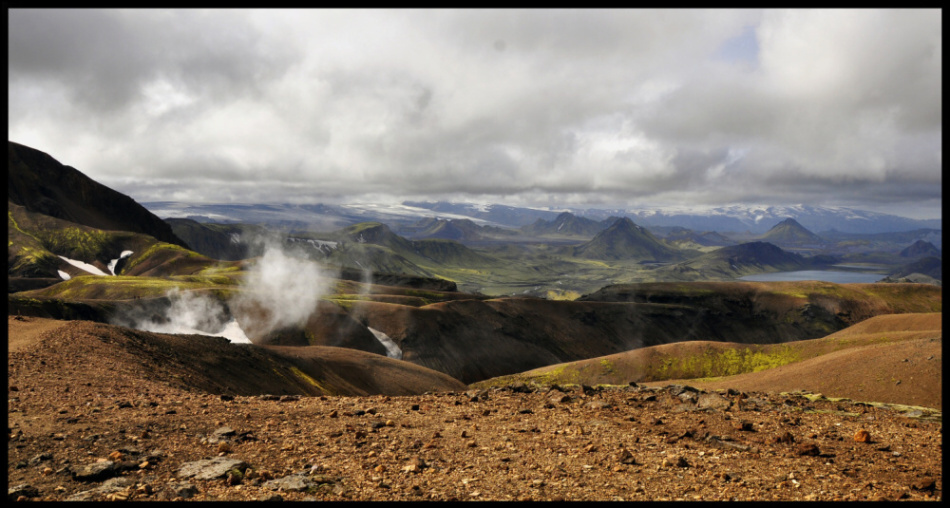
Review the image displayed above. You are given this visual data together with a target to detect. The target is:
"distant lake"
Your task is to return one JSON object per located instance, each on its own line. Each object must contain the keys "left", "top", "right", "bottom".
{"left": 739, "top": 270, "right": 885, "bottom": 284}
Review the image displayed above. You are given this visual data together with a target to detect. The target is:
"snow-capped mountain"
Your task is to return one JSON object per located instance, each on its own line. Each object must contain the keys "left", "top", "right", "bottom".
{"left": 572, "top": 204, "right": 940, "bottom": 235}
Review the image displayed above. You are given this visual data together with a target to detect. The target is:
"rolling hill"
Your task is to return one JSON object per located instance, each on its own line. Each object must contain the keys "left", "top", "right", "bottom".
{"left": 884, "top": 256, "right": 942, "bottom": 284}
{"left": 471, "top": 312, "right": 942, "bottom": 410}
{"left": 342, "top": 280, "right": 941, "bottom": 384}
{"left": 654, "top": 241, "right": 813, "bottom": 280}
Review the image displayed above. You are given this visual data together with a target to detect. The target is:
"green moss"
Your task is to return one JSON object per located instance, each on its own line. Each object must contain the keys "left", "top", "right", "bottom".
{"left": 289, "top": 366, "right": 331, "bottom": 394}
{"left": 24, "top": 275, "right": 210, "bottom": 300}
{"left": 168, "top": 274, "right": 234, "bottom": 286}
{"left": 198, "top": 263, "right": 242, "bottom": 275}
{"left": 330, "top": 298, "right": 356, "bottom": 311}
{"left": 8, "top": 211, "right": 40, "bottom": 243}
{"left": 123, "top": 242, "right": 200, "bottom": 272}
{"left": 11, "top": 244, "right": 59, "bottom": 273}
{"left": 648, "top": 344, "right": 803, "bottom": 381}
{"left": 34, "top": 227, "right": 111, "bottom": 261}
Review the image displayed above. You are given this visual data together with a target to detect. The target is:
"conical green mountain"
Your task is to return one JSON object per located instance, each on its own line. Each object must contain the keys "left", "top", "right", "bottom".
{"left": 760, "top": 218, "right": 823, "bottom": 245}
{"left": 573, "top": 217, "right": 680, "bottom": 261}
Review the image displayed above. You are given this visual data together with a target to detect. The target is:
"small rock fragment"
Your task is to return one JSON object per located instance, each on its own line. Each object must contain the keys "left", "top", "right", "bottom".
{"left": 795, "top": 443, "right": 820, "bottom": 457}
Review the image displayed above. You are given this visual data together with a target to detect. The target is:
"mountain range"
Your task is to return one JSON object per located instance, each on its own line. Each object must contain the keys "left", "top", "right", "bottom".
{"left": 143, "top": 200, "right": 940, "bottom": 236}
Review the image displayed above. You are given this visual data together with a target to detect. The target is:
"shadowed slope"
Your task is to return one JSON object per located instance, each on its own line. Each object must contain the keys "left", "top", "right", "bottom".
{"left": 8, "top": 317, "right": 466, "bottom": 397}
{"left": 8, "top": 141, "right": 187, "bottom": 248}
{"left": 345, "top": 282, "right": 941, "bottom": 384}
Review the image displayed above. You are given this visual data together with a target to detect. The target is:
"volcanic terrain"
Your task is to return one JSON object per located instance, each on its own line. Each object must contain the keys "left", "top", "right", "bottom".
{"left": 7, "top": 314, "right": 942, "bottom": 502}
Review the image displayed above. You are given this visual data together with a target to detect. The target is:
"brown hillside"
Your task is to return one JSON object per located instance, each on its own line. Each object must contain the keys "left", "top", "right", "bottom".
{"left": 7, "top": 315, "right": 942, "bottom": 501}
{"left": 475, "top": 313, "right": 942, "bottom": 410}
{"left": 645, "top": 336, "right": 941, "bottom": 410}
{"left": 348, "top": 282, "right": 941, "bottom": 384}
{"left": 7, "top": 317, "right": 465, "bottom": 397}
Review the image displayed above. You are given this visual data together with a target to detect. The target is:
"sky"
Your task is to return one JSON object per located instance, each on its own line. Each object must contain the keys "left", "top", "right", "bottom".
{"left": 8, "top": 9, "right": 942, "bottom": 220}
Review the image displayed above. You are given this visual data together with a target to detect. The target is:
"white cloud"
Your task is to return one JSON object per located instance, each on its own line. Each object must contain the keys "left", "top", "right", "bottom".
{"left": 8, "top": 8, "right": 941, "bottom": 219}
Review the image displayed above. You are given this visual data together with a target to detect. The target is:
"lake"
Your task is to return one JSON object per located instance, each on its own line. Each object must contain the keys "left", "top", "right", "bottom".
{"left": 739, "top": 270, "right": 885, "bottom": 284}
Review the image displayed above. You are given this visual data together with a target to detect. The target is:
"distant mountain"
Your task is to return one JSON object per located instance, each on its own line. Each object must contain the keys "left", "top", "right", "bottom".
{"left": 9, "top": 141, "right": 188, "bottom": 248}
{"left": 760, "top": 218, "right": 824, "bottom": 247}
{"left": 296, "top": 221, "right": 500, "bottom": 280}
{"left": 397, "top": 217, "right": 518, "bottom": 243}
{"left": 658, "top": 241, "right": 809, "bottom": 280}
{"left": 521, "top": 212, "right": 610, "bottom": 238}
{"left": 899, "top": 240, "right": 941, "bottom": 259}
{"left": 883, "top": 256, "right": 942, "bottom": 284}
{"left": 659, "top": 227, "right": 736, "bottom": 248}
{"left": 165, "top": 218, "right": 267, "bottom": 261}
{"left": 404, "top": 201, "right": 563, "bottom": 227}
{"left": 143, "top": 200, "right": 939, "bottom": 236}
{"left": 612, "top": 204, "right": 940, "bottom": 235}
{"left": 821, "top": 228, "right": 941, "bottom": 250}
{"left": 573, "top": 217, "right": 680, "bottom": 261}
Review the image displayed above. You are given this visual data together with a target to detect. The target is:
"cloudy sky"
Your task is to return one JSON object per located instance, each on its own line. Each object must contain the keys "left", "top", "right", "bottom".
{"left": 8, "top": 9, "right": 942, "bottom": 219}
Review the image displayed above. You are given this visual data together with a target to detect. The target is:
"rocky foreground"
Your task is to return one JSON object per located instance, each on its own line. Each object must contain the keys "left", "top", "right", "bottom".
{"left": 8, "top": 378, "right": 942, "bottom": 501}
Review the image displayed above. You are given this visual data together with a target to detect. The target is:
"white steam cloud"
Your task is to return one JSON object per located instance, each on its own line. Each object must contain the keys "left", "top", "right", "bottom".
{"left": 113, "top": 241, "right": 402, "bottom": 353}
{"left": 116, "top": 288, "right": 252, "bottom": 344}
{"left": 231, "top": 243, "right": 336, "bottom": 342}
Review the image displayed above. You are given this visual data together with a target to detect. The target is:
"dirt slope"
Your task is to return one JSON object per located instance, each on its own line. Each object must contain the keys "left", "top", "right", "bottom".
{"left": 7, "top": 317, "right": 465, "bottom": 397}
{"left": 7, "top": 315, "right": 942, "bottom": 501}
{"left": 474, "top": 313, "right": 941, "bottom": 410}
{"left": 644, "top": 336, "right": 941, "bottom": 409}
{"left": 350, "top": 282, "right": 941, "bottom": 384}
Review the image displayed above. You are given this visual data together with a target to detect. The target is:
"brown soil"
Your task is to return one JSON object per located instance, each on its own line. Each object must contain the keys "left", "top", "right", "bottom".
{"left": 640, "top": 312, "right": 942, "bottom": 410}
{"left": 7, "top": 316, "right": 943, "bottom": 501}
{"left": 482, "top": 313, "right": 941, "bottom": 410}
{"left": 644, "top": 337, "right": 941, "bottom": 409}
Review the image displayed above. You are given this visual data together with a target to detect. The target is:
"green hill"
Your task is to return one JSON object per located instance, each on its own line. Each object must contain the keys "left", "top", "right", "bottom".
{"left": 760, "top": 218, "right": 824, "bottom": 246}
{"left": 573, "top": 217, "right": 680, "bottom": 261}
{"left": 657, "top": 241, "right": 808, "bottom": 280}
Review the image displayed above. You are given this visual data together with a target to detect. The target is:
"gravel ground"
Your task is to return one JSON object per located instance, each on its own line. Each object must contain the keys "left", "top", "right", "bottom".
{"left": 7, "top": 317, "right": 943, "bottom": 502}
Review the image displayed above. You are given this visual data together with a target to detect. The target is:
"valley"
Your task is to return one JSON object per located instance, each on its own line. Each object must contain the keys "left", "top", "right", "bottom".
{"left": 7, "top": 140, "right": 943, "bottom": 501}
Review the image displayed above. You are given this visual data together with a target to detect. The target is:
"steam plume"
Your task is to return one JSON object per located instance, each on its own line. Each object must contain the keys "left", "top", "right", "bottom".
{"left": 231, "top": 242, "right": 336, "bottom": 342}
{"left": 111, "top": 288, "right": 251, "bottom": 344}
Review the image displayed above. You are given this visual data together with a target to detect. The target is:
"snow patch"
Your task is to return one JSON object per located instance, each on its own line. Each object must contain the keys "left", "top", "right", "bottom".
{"left": 58, "top": 256, "right": 108, "bottom": 276}
{"left": 107, "top": 250, "right": 134, "bottom": 275}
{"left": 58, "top": 270, "right": 71, "bottom": 280}
{"left": 367, "top": 327, "right": 402, "bottom": 359}
{"left": 148, "top": 318, "right": 251, "bottom": 344}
